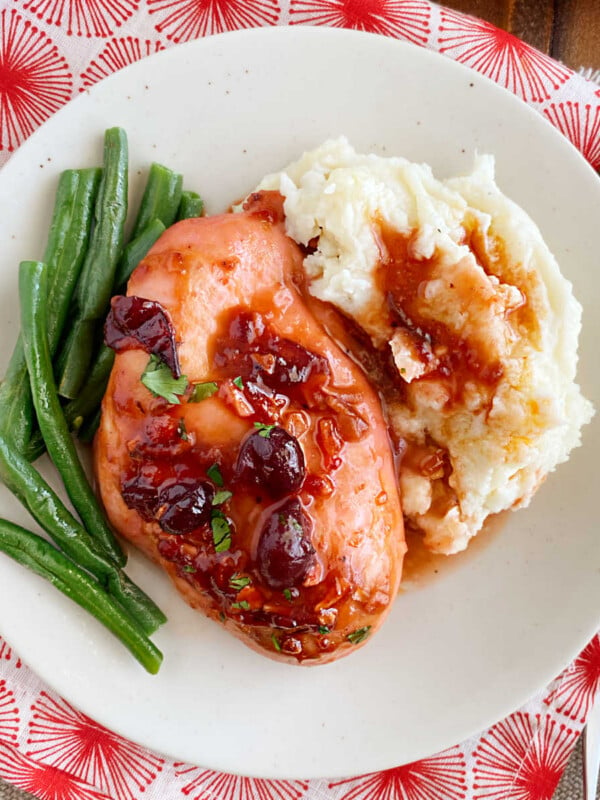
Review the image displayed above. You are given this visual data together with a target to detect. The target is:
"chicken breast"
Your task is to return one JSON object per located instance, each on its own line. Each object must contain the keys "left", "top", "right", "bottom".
{"left": 94, "top": 194, "right": 405, "bottom": 664}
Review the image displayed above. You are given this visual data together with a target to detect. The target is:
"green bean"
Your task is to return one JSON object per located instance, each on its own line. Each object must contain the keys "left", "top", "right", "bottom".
{"left": 46, "top": 168, "right": 102, "bottom": 355}
{"left": 177, "top": 190, "right": 204, "bottom": 220}
{"left": 0, "top": 431, "right": 166, "bottom": 633}
{"left": 77, "top": 407, "right": 102, "bottom": 444}
{"left": 0, "top": 338, "right": 35, "bottom": 454}
{"left": 21, "top": 428, "right": 44, "bottom": 464}
{"left": 0, "top": 169, "right": 94, "bottom": 452}
{"left": 54, "top": 320, "right": 92, "bottom": 400}
{"left": 44, "top": 170, "right": 82, "bottom": 268}
{"left": 131, "top": 163, "right": 182, "bottom": 239}
{"left": 24, "top": 219, "right": 166, "bottom": 464}
{"left": 58, "top": 128, "right": 128, "bottom": 399}
{"left": 114, "top": 218, "right": 165, "bottom": 291}
{"left": 20, "top": 260, "right": 126, "bottom": 566}
{"left": 0, "top": 519, "right": 162, "bottom": 673}
{"left": 25, "top": 219, "right": 167, "bottom": 463}
{"left": 75, "top": 129, "right": 129, "bottom": 317}
{"left": 65, "top": 345, "right": 115, "bottom": 429}
{"left": 23, "top": 344, "right": 108, "bottom": 462}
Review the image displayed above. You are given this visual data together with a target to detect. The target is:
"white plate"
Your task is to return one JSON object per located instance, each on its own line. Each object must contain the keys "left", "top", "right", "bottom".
{"left": 0, "top": 26, "right": 598, "bottom": 780}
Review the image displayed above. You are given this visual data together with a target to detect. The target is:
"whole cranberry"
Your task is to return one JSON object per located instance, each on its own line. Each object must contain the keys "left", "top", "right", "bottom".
{"left": 235, "top": 426, "right": 305, "bottom": 498}
{"left": 257, "top": 498, "right": 315, "bottom": 589}
{"left": 105, "top": 295, "right": 181, "bottom": 377}
{"left": 157, "top": 478, "right": 214, "bottom": 535}
{"left": 121, "top": 463, "right": 167, "bottom": 520}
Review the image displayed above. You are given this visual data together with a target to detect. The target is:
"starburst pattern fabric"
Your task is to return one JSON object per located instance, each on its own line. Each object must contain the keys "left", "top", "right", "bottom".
{"left": 0, "top": 2, "right": 599, "bottom": 798}
{"left": 543, "top": 102, "right": 600, "bottom": 170}
{"left": 0, "top": 8, "right": 72, "bottom": 152}
{"left": 328, "top": 748, "right": 468, "bottom": 799}
{"left": 147, "top": 0, "right": 282, "bottom": 42}
{"left": 173, "top": 764, "right": 309, "bottom": 800}
{"left": 0, "top": 639, "right": 19, "bottom": 666}
{"left": 472, "top": 714, "right": 578, "bottom": 800}
{"left": 0, "top": 681, "right": 19, "bottom": 744}
{"left": 26, "top": 693, "right": 165, "bottom": 800}
{"left": 0, "top": 632, "right": 596, "bottom": 799}
{"left": 80, "top": 36, "right": 164, "bottom": 89}
{"left": 19, "top": 0, "right": 139, "bottom": 37}
{"left": 289, "top": 1, "right": 431, "bottom": 45}
{"left": 0, "top": 1, "right": 597, "bottom": 165}
{"left": 437, "top": 9, "right": 570, "bottom": 102}
{"left": 0, "top": 740, "right": 113, "bottom": 800}
{"left": 543, "top": 634, "right": 600, "bottom": 722}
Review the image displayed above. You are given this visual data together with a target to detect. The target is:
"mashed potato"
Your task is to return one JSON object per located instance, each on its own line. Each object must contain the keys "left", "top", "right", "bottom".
{"left": 254, "top": 138, "right": 594, "bottom": 554}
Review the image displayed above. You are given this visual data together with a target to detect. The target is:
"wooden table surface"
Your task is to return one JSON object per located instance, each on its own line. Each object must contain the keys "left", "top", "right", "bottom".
{"left": 443, "top": 0, "right": 600, "bottom": 71}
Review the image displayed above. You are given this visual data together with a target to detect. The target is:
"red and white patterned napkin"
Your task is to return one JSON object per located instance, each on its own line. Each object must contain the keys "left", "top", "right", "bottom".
{"left": 0, "top": 1, "right": 599, "bottom": 170}
{"left": 0, "top": 633, "right": 599, "bottom": 799}
{"left": 0, "top": 2, "right": 599, "bottom": 799}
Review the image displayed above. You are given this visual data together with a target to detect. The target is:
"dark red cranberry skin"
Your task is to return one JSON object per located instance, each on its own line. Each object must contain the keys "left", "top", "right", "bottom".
{"left": 235, "top": 427, "right": 305, "bottom": 498}
{"left": 104, "top": 295, "right": 181, "bottom": 377}
{"left": 157, "top": 478, "right": 214, "bottom": 535}
{"left": 228, "top": 310, "right": 264, "bottom": 345}
{"left": 121, "top": 462, "right": 170, "bottom": 520}
{"left": 258, "top": 336, "right": 328, "bottom": 391}
{"left": 121, "top": 475, "right": 160, "bottom": 521}
{"left": 257, "top": 498, "right": 315, "bottom": 590}
{"left": 213, "top": 310, "right": 330, "bottom": 396}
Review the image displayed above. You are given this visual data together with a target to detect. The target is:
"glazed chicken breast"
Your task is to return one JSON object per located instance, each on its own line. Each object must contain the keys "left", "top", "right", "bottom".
{"left": 94, "top": 193, "right": 405, "bottom": 664}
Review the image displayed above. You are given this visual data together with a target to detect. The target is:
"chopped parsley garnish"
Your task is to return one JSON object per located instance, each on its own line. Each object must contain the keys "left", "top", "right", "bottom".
{"left": 283, "top": 588, "right": 292, "bottom": 601}
{"left": 219, "top": 611, "right": 226, "bottom": 623}
{"left": 177, "top": 418, "right": 188, "bottom": 441}
{"left": 347, "top": 626, "right": 371, "bottom": 645}
{"left": 212, "top": 489, "right": 233, "bottom": 506}
{"left": 141, "top": 354, "right": 188, "bottom": 404}
{"left": 318, "top": 625, "right": 330, "bottom": 635}
{"left": 182, "top": 565, "right": 195, "bottom": 573}
{"left": 207, "top": 463, "right": 224, "bottom": 487}
{"left": 232, "top": 600, "right": 250, "bottom": 610}
{"left": 190, "top": 381, "right": 218, "bottom": 402}
{"left": 230, "top": 574, "right": 251, "bottom": 591}
{"left": 211, "top": 508, "right": 231, "bottom": 552}
{"left": 271, "top": 633, "right": 282, "bottom": 652}
{"left": 253, "top": 422, "right": 276, "bottom": 438}
{"left": 233, "top": 375, "right": 244, "bottom": 389}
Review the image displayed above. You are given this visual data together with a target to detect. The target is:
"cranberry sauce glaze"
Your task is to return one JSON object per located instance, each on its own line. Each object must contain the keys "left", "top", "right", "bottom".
{"left": 94, "top": 192, "right": 405, "bottom": 664}
{"left": 375, "top": 222, "right": 505, "bottom": 398}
